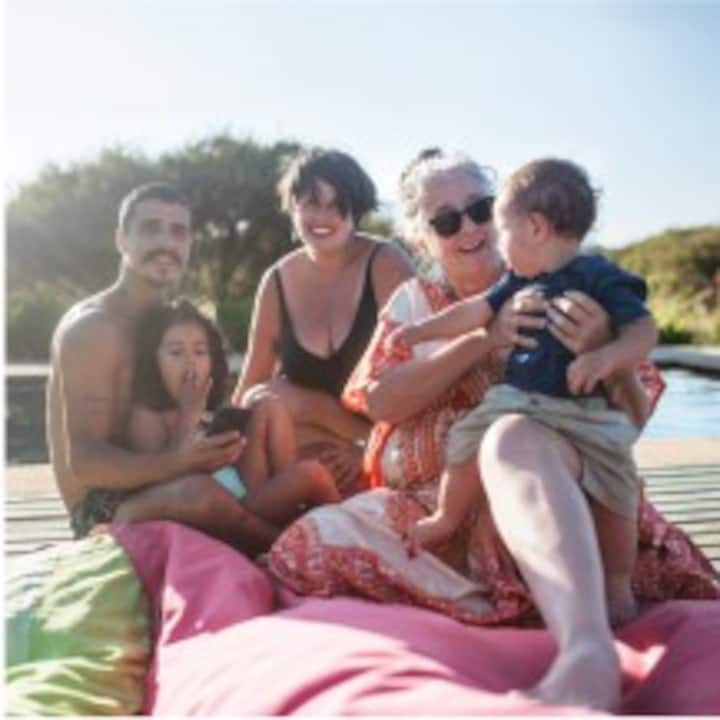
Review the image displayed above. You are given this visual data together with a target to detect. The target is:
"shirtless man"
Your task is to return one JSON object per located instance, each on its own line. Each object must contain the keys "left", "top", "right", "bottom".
{"left": 48, "top": 182, "right": 277, "bottom": 553}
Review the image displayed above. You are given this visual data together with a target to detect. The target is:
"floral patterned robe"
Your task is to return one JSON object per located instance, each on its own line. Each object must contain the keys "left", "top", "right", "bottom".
{"left": 269, "top": 277, "right": 719, "bottom": 625}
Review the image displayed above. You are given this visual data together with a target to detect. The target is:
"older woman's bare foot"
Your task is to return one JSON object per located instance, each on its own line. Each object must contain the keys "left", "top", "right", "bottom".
{"left": 528, "top": 640, "right": 621, "bottom": 711}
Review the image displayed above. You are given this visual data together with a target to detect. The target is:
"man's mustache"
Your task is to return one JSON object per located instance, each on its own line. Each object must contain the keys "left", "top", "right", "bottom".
{"left": 143, "top": 249, "right": 182, "bottom": 266}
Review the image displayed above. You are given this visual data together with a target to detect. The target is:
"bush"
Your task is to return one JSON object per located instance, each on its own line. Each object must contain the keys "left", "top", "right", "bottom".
{"left": 6, "top": 285, "right": 76, "bottom": 362}
{"left": 658, "top": 322, "right": 694, "bottom": 345}
{"left": 216, "top": 296, "right": 255, "bottom": 353}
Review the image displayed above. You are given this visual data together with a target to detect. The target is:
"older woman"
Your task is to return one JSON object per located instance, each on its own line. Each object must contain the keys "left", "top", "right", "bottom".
{"left": 269, "top": 150, "right": 719, "bottom": 709}
{"left": 233, "top": 147, "right": 414, "bottom": 496}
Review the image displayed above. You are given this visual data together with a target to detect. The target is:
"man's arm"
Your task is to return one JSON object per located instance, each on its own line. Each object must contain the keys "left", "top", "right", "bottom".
{"left": 59, "top": 316, "right": 241, "bottom": 490}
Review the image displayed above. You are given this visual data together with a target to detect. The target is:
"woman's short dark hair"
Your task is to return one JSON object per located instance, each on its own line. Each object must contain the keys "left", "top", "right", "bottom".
{"left": 501, "top": 158, "right": 598, "bottom": 239}
{"left": 132, "top": 299, "right": 228, "bottom": 412}
{"left": 277, "top": 147, "right": 377, "bottom": 224}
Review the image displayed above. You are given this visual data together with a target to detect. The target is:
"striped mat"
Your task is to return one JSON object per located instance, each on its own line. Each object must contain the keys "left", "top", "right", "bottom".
{"left": 5, "top": 465, "right": 720, "bottom": 571}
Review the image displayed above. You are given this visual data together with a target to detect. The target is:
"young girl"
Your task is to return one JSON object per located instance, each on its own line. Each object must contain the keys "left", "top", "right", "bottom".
{"left": 128, "top": 299, "right": 340, "bottom": 528}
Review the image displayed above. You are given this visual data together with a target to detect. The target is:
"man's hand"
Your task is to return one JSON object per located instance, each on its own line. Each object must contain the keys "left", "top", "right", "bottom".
{"left": 567, "top": 349, "right": 616, "bottom": 396}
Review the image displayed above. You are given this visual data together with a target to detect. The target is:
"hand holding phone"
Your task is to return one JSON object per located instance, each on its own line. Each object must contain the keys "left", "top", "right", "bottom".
{"left": 205, "top": 406, "right": 252, "bottom": 436}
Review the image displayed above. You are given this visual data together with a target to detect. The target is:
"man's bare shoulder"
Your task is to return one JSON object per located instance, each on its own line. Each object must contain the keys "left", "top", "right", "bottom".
{"left": 52, "top": 294, "right": 127, "bottom": 357}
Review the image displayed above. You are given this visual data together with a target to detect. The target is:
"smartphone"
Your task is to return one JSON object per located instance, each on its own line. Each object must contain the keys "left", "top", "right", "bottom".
{"left": 205, "top": 406, "right": 252, "bottom": 436}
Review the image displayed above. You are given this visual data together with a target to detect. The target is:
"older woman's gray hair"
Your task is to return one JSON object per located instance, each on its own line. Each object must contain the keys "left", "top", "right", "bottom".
{"left": 397, "top": 149, "right": 496, "bottom": 248}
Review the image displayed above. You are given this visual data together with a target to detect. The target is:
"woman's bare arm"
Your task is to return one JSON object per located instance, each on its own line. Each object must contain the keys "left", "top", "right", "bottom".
{"left": 244, "top": 377, "right": 371, "bottom": 442}
{"left": 365, "top": 328, "right": 495, "bottom": 424}
{"left": 232, "top": 267, "right": 281, "bottom": 405}
{"left": 370, "top": 241, "right": 416, "bottom": 308}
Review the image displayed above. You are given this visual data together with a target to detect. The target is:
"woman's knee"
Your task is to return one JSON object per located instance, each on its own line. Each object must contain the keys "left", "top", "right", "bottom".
{"left": 480, "top": 414, "right": 538, "bottom": 469}
{"left": 479, "top": 414, "right": 579, "bottom": 500}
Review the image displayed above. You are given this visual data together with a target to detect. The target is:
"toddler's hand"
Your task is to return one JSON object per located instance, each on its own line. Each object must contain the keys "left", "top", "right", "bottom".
{"left": 387, "top": 323, "right": 420, "bottom": 351}
{"left": 567, "top": 350, "right": 615, "bottom": 396}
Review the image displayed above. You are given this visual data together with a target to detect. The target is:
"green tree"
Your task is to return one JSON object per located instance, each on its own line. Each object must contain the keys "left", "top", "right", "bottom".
{"left": 160, "top": 135, "right": 298, "bottom": 304}
{"left": 6, "top": 149, "right": 156, "bottom": 296}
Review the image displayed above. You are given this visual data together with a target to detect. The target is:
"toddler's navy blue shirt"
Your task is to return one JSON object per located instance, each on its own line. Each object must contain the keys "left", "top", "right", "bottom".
{"left": 485, "top": 254, "right": 649, "bottom": 398}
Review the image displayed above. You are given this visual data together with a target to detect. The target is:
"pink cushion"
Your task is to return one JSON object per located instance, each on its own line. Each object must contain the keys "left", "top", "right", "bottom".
{"left": 112, "top": 522, "right": 720, "bottom": 715}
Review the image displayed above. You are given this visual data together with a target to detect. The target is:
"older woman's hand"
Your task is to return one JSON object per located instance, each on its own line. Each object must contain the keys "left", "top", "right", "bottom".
{"left": 489, "top": 289, "right": 547, "bottom": 350}
{"left": 547, "top": 290, "right": 612, "bottom": 355}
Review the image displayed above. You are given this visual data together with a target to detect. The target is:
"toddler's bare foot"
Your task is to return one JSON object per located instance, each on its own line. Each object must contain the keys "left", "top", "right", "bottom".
{"left": 405, "top": 513, "right": 456, "bottom": 555}
{"left": 528, "top": 639, "right": 621, "bottom": 711}
{"left": 606, "top": 574, "right": 638, "bottom": 626}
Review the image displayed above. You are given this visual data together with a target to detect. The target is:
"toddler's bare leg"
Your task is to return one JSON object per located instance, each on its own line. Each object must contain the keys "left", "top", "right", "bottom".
{"left": 408, "top": 458, "right": 479, "bottom": 548}
{"left": 243, "top": 460, "right": 340, "bottom": 527}
{"left": 590, "top": 500, "right": 638, "bottom": 626}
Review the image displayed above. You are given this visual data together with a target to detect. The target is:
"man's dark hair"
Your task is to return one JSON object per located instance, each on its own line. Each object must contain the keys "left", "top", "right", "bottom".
{"left": 118, "top": 182, "right": 191, "bottom": 234}
{"left": 132, "top": 299, "right": 228, "bottom": 412}
{"left": 277, "top": 147, "right": 377, "bottom": 224}
{"left": 502, "top": 158, "right": 598, "bottom": 239}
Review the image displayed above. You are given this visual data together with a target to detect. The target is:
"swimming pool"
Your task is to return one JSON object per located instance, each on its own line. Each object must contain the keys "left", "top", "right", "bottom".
{"left": 4, "top": 366, "right": 718, "bottom": 465}
{"left": 644, "top": 368, "right": 720, "bottom": 439}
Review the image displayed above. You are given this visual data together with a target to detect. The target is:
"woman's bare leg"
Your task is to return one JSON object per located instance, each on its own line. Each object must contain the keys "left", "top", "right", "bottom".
{"left": 243, "top": 460, "right": 340, "bottom": 527}
{"left": 480, "top": 415, "right": 620, "bottom": 711}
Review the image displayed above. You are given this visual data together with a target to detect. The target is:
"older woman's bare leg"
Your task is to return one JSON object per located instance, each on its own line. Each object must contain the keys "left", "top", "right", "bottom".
{"left": 479, "top": 414, "right": 620, "bottom": 711}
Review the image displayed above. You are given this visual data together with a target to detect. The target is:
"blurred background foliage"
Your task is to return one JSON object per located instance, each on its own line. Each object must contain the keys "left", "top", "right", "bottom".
{"left": 5, "top": 134, "right": 393, "bottom": 361}
{"left": 608, "top": 226, "right": 720, "bottom": 345}
{"left": 5, "top": 134, "right": 718, "bottom": 361}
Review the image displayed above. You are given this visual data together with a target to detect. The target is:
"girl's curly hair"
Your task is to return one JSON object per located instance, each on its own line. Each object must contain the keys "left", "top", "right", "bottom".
{"left": 132, "top": 298, "right": 228, "bottom": 412}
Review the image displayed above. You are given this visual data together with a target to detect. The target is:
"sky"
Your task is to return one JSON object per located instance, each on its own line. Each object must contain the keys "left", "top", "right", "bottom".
{"left": 5, "top": 0, "right": 720, "bottom": 248}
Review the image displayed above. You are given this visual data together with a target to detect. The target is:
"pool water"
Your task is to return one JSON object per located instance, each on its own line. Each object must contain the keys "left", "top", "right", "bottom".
{"left": 644, "top": 368, "right": 720, "bottom": 439}
{"left": 4, "top": 367, "right": 718, "bottom": 465}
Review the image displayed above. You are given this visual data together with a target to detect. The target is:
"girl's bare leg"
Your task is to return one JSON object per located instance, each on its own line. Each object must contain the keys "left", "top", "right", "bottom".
{"left": 408, "top": 458, "right": 479, "bottom": 548}
{"left": 590, "top": 501, "right": 638, "bottom": 626}
{"left": 113, "top": 474, "right": 280, "bottom": 555}
{"left": 243, "top": 460, "right": 340, "bottom": 527}
{"left": 239, "top": 397, "right": 297, "bottom": 487}
{"left": 480, "top": 415, "right": 620, "bottom": 711}
{"left": 264, "top": 397, "right": 297, "bottom": 474}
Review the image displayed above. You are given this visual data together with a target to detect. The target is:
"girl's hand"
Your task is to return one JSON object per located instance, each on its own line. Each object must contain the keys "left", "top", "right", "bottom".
{"left": 548, "top": 290, "right": 611, "bottom": 355}
{"left": 177, "top": 370, "right": 212, "bottom": 430}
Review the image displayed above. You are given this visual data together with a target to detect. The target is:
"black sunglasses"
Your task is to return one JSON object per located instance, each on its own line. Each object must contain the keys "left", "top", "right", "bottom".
{"left": 429, "top": 196, "right": 495, "bottom": 238}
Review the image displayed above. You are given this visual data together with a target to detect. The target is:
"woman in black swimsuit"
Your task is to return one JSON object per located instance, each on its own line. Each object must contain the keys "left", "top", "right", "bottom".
{"left": 233, "top": 147, "right": 414, "bottom": 496}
